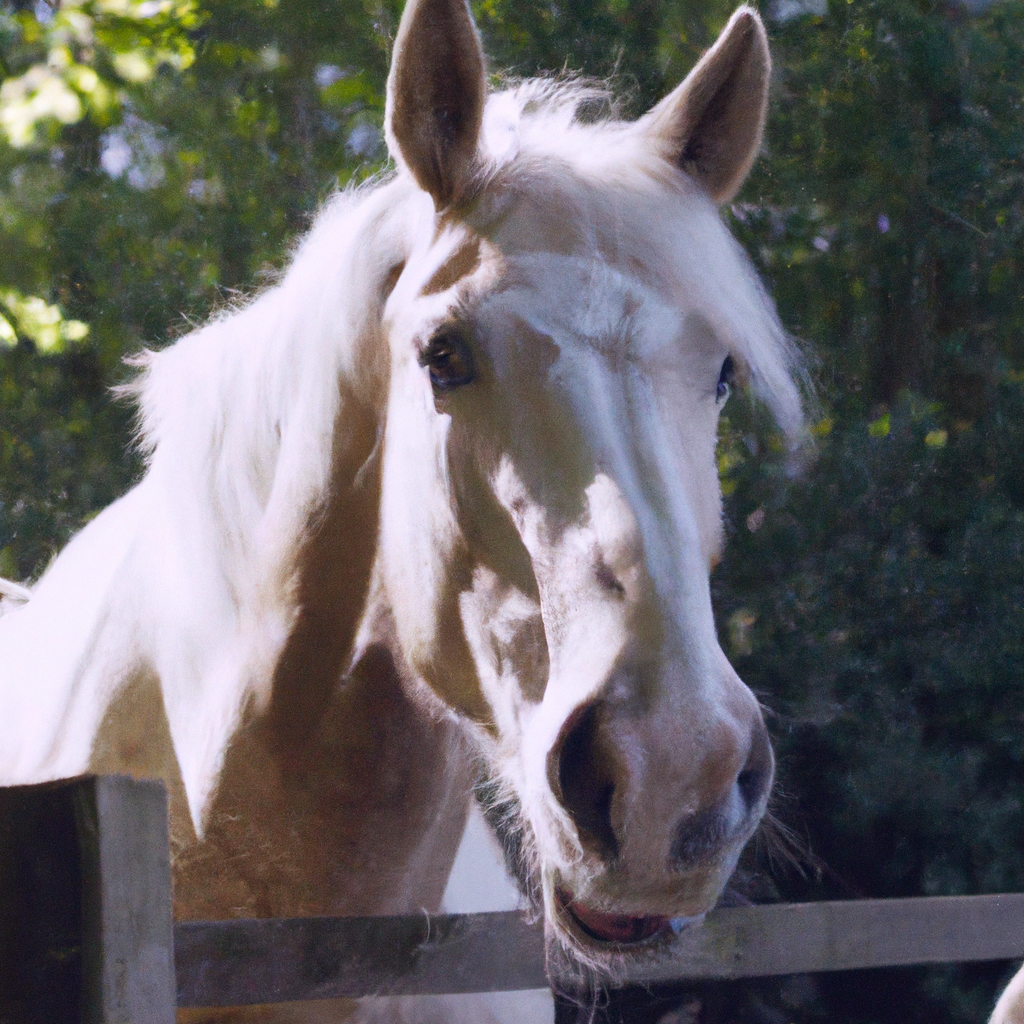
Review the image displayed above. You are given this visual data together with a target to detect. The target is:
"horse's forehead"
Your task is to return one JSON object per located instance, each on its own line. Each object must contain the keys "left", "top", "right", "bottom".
{"left": 474, "top": 252, "right": 722, "bottom": 490}
{"left": 477, "top": 252, "right": 683, "bottom": 364}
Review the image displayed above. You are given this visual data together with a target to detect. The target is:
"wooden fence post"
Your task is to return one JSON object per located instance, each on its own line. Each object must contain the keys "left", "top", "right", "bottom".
{"left": 0, "top": 775, "right": 175, "bottom": 1024}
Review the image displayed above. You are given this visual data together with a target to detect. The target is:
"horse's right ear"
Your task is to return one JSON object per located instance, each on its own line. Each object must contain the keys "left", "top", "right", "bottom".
{"left": 385, "top": 0, "right": 486, "bottom": 210}
{"left": 641, "top": 6, "right": 771, "bottom": 205}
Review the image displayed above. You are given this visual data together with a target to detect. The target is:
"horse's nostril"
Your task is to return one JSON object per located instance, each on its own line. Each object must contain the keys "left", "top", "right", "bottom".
{"left": 738, "top": 715, "right": 774, "bottom": 815}
{"left": 555, "top": 703, "right": 619, "bottom": 861}
{"left": 737, "top": 766, "right": 770, "bottom": 812}
{"left": 671, "top": 714, "right": 774, "bottom": 871}
{"left": 595, "top": 561, "right": 625, "bottom": 596}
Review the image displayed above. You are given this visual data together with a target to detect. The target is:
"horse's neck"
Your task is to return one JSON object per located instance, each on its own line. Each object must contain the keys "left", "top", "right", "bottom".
{"left": 77, "top": 401, "right": 473, "bottom": 920}
{"left": 172, "top": 640, "right": 476, "bottom": 920}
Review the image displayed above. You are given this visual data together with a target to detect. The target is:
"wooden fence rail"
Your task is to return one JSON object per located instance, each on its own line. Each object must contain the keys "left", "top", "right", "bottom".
{"left": 1, "top": 775, "right": 1023, "bottom": 1023}
{"left": 176, "top": 894, "right": 1024, "bottom": 1006}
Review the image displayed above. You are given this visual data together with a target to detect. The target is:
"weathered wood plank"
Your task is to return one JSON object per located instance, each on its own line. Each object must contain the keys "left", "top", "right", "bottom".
{"left": 80, "top": 775, "right": 175, "bottom": 1024}
{"left": 175, "top": 892, "right": 1024, "bottom": 1005}
{"left": 174, "top": 910, "right": 549, "bottom": 1005}
{"left": 623, "top": 893, "right": 1024, "bottom": 985}
{"left": 0, "top": 779, "right": 85, "bottom": 1022}
{"left": 0, "top": 775, "right": 175, "bottom": 1024}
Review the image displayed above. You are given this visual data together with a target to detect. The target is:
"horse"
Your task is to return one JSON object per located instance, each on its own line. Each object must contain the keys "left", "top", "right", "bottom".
{"left": 0, "top": 0, "right": 804, "bottom": 1019}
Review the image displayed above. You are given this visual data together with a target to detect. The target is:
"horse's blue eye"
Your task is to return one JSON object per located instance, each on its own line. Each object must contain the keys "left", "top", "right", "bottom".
{"left": 716, "top": 355, "right": 735, "bottom": 403}
{"left": 420, "top": 331, "right": 475, "bottom": 390}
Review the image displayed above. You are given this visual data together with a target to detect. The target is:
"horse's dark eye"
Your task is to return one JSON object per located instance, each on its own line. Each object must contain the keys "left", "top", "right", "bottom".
{"left": 716, "top": 355, "right": 735, "bottom": 403}
{"left": 419, "top": 331, "right": 475, "bottom": 390}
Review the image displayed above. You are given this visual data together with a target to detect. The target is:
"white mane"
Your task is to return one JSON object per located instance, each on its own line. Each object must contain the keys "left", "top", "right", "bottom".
{"left": 481, "top": 81, "right": 805, "bottom": 435}
{"left": 131, "top": 179, "right": 411, "bottom": 555}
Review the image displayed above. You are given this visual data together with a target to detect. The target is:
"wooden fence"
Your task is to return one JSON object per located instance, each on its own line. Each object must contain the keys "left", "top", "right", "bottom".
{"left": 1, "top": 775, "right": 1023, "bottom": 1023}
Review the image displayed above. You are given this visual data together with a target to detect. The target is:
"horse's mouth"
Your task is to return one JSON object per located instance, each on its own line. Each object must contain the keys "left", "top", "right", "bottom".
{"left": 555, "top": 886, "right": 671, "bottom": 946}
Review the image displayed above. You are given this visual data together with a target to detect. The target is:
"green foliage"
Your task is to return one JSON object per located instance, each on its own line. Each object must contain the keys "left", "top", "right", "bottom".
{"left": 0, "top": 0, "right": 396, "bottom": 563}
{"left": 2, "top": 0, "right": 1024, "bottom": 1020}
{"left": 737, "top": 0, "right": 1024, "bottom": 415}
{"left": 0, "top": 0, "right": 199, "bottom": 149}
{"left": 713, "top": 383, "right": 1024, "bottom": 1020}
{"left": 721, "top": 385, "right": 1024, "bottom": 893}
{"left": 0, "top": 340, "right": 135, "bottom": 578}
{"left": 705, "top": 4, "right": 1024, "bottom": 1016}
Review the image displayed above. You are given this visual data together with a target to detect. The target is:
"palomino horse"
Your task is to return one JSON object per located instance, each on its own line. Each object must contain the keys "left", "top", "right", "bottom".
{"left": 0, "top": 0, "right": 803, "bottom": 1019}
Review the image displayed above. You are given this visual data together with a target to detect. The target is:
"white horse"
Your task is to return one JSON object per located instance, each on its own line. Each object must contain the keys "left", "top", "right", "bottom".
{"left": 0, "top": 0, "right": 803, "bottom": 1019}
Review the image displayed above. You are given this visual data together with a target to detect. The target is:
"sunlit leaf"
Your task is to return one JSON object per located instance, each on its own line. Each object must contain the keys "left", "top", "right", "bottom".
{"left": 868, "top": 413, "right": 891, "bottom": 438}
{"left": 0, "top": 289, "right": 89, "bottom": 353}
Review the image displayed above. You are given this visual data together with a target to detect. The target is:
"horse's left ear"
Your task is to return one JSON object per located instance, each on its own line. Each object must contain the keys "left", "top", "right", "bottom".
{"left": 385, "top": 0, "right": 486, "bottom": 209}
{"left": 641, "top": 6, "right": 770, "bottom": 204}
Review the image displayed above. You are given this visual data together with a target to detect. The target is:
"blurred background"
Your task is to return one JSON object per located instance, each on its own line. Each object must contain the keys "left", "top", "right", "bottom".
{"left": 1, "top": 0, "right": 1023, "bottom": 1019}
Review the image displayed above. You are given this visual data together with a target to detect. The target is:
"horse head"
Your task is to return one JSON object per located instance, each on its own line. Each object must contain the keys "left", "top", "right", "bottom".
{"left": 372, "top": 0, "right": 803, "bottom": 961}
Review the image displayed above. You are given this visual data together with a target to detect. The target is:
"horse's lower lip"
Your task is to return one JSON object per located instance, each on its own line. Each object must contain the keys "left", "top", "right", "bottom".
{"left": 556, "top": 887, "right": 670, "bottom": 945}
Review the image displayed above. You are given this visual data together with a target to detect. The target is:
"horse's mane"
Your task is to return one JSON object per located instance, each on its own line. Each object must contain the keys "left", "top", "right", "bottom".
{"left": 118, "top": 175, "right": 421, "bottom": 631}
{"left": 125, "top": 177, "right": 406, "bottom": 463}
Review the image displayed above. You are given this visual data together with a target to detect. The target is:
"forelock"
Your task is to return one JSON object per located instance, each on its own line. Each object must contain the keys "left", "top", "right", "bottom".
{"left": 474, "top": 82, "right": 808, "bottom": 442}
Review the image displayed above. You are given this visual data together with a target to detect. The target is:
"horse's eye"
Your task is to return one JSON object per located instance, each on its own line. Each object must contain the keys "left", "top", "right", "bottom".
{"left": 419, "top": 331, "right": 475, "bottom": 390}
{"left": 716, "top": 355, "right": 735, "bottom": 403}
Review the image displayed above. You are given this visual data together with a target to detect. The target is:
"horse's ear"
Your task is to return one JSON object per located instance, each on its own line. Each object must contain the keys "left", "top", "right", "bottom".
{"left": 641, "top": 6, "right": 770, "bottom": 205}
{"left": 385, "top": 0, "right": 486, "bottom": 209}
